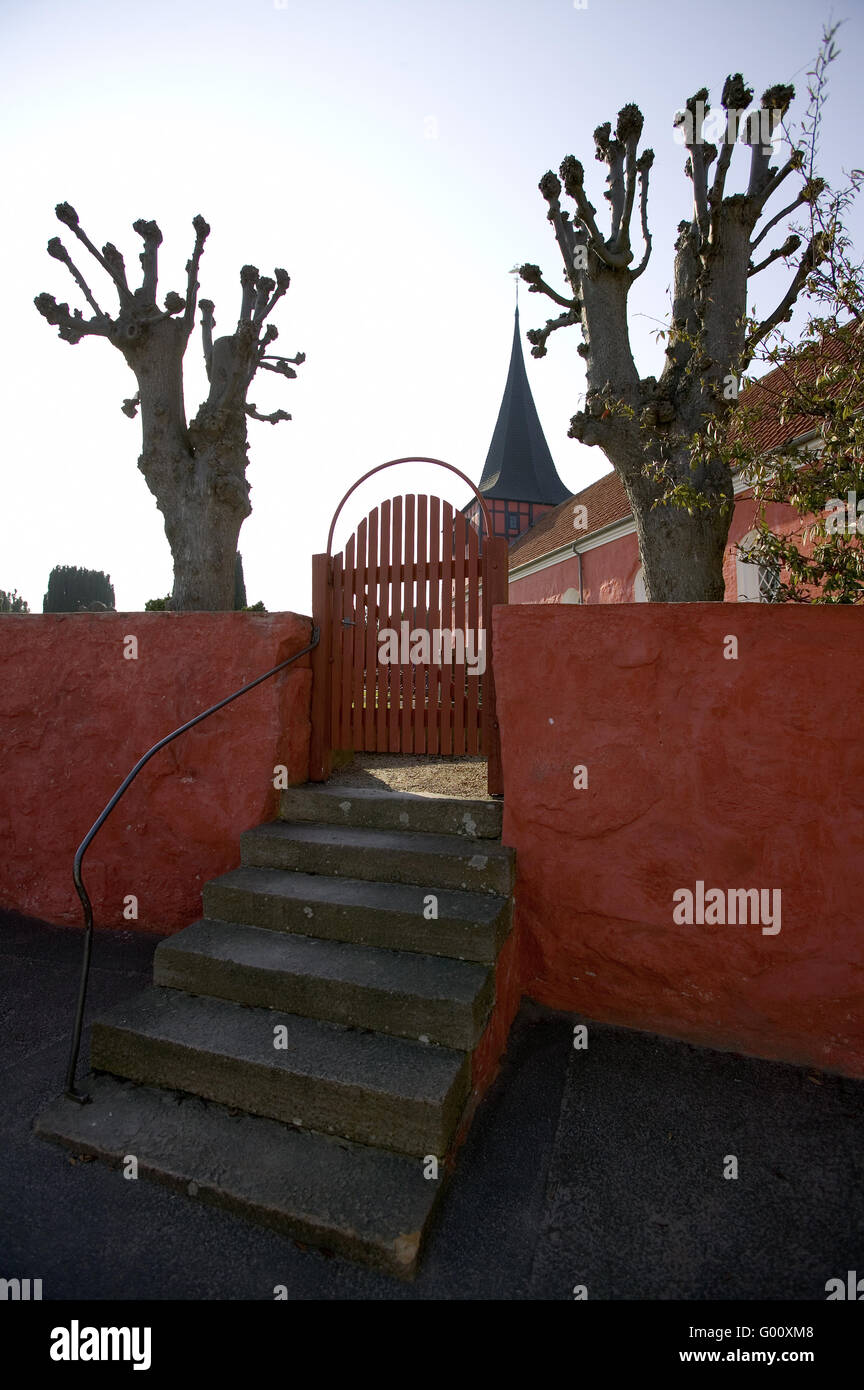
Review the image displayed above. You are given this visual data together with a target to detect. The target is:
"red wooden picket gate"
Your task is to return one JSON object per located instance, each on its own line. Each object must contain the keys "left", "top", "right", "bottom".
{"left": 309, "top": 460, "right": 508, "bottom": 795}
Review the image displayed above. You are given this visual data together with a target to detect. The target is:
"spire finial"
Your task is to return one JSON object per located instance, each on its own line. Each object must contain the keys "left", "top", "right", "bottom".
{"left": 509, "top": 264, "right": 520, "bottom": 314}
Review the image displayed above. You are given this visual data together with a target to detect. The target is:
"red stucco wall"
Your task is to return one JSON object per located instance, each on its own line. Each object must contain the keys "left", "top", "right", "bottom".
{"left": 0, "top": 612, "right": 312, "bottom": 932}
{"left": 494, "top": 604, "right": 864, "bottom": 1077}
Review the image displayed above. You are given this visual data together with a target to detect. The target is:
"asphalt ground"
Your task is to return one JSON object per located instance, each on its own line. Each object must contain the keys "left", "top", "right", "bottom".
{"left": 2, "top": 910, "right": 861, "bottom": 1301}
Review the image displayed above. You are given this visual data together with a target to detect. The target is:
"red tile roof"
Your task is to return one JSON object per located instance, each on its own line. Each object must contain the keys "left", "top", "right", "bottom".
{"left": 508, "top": 469, "right": 630, "bottom": 569}
{"left": 729, "top": 328, "right": 860, "bottom": 455}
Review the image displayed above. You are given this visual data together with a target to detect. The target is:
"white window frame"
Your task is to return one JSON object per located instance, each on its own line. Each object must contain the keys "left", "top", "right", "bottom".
{"left": 736, "top": 530, "right": 780, "bottom": 602}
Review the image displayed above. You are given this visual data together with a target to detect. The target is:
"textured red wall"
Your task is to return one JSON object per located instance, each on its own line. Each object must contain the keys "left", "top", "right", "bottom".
{"left": 494, "top": 604, "right": 864, "bottom": 1077}
{"left": 0, "top": 613, "right": 312, "bottom": 932}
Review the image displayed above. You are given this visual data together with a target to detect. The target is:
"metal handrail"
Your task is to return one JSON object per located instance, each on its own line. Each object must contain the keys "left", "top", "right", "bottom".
{"left": 64, "top": 626, "right": 320, "bottom": 1102}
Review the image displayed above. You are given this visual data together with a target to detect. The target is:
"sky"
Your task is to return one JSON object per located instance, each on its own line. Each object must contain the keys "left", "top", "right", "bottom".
{"left": 2, "top": 0, "right": 861, "bottom": 615}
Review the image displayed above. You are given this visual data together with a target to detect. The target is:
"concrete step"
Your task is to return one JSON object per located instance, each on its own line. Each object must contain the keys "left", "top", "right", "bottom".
{"left": 203, "top": 866, "right": 510, "bottom": 963}
{"left": 36, "top": 1074, "right": 441, "bottom": 1279}
{"left": 241, "top": 822, "right": 515, "bottom": 896}
{"left": 280, "top": 783, "right": 503, "bottom": 839}
{"left": 91, "top": 987, "right": 469, "bottom": 1157}
{"left": 154, "top": 919, "right": 494, "bottom": 1050}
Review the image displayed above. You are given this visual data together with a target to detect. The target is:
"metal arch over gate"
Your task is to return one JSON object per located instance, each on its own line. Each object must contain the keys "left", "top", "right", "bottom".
{"left": 309, "top": 458, "right": 509, "bottom": 795}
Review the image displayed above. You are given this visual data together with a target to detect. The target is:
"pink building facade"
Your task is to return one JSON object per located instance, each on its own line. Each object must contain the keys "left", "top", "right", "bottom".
{"left": 508, "top": 465, "right": 816, "bottom": 606}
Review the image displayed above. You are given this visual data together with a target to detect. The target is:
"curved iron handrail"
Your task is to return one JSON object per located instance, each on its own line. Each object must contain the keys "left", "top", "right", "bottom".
{"left": 64, "top": 626, "right": 320, "bottom": 1102}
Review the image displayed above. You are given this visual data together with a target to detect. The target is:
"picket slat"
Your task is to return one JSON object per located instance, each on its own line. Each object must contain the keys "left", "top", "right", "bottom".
{"left": 376, "top": 499, "right": 391, "bottom": 749}
{"left": 400, "top": 495, "right": 415, "bottom": 753}
{"left": 439, "top": 501, "right": 454, "bottom": 756}
{"left": 330, "top": 553, "right": 344, "bottom": 749}
{"left": 452, "top": 509, "right": 467, "bottom": 755}
{"left": 427, "top": 496, "right": 441, "bottom": 755}
{"left": 364, "top": 506, "right": 379, "bottom": 749}
{"left": 388, "top": 498, "right": 403, "bottom": 753}
{"left": 414, "top": 495, "right": 428, "bottom": 754}
{"left": 352, "top": 518, "right": 367, "bottom": 748}
{"left": 465, "top": 517, "right": 480, "bottom": 754}
{"left": 339, "top": 535, "right": 355, "bottom": 748}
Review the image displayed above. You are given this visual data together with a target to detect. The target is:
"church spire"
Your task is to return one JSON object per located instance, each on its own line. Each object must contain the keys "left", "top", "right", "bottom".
{"left": 478, "top": 306, "right": 569, "bottom": 507}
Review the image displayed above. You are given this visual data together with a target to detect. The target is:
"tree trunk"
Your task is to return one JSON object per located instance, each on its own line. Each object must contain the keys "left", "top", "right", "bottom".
{"left": 162, "top": 478, "right": 246, "bottom": 611}
{"left": 602, "top": 440, "right": 731, "bottom": 601}
{"left": 631, "top": 496, "right": 730, "bottom": 600}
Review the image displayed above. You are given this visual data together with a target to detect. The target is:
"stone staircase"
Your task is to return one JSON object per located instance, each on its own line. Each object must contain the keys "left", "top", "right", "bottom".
{"left": 37, "top": 783, "right": 514, "bottom": 1279}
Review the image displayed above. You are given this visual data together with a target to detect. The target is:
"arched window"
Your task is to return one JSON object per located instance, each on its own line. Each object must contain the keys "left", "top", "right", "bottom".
{"left": 632, "top": 566, "right": 647, "bottom": 602}
{"left": 736, "top": 531, "right": 780, "bottom": 602}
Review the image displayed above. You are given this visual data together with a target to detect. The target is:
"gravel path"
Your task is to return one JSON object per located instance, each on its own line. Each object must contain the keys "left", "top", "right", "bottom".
{"left": 326, "top": 754, "right": 490, "bottom": 799}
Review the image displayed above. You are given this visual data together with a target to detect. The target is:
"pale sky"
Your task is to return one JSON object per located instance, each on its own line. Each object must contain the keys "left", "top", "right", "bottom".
{"left": 2, "top": 0, "right": 861, "bottom": 614}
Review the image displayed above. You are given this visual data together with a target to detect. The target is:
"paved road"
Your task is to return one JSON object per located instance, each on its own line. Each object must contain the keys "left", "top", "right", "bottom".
{"left": 1, "top": 912, "right": 861, "bottom": 1300}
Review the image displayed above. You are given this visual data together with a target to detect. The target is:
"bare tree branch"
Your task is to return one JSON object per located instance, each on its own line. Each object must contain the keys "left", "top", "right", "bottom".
{"left": 259, "top": 351, "right": 305, "bottom": 377}
{"left": 101, "top": 242, "right": 130, "bottom": 296}
{"left": 594, "top": 122, "right": 626, "bottom": 242}
{"left": 525, "top": 307, "right": 581, "bottom": 358}
{"left": 253, "top": 267, "right": 290, "bottom": 328}
{"left": 46, "top": 237, "right": 105, "bottom": 318}
{"left": 182, "top": 214, "right": 210, "bottom": 340}
{"left": 707, "top": 73, "right": 754, "bottom": 211}
{"left": 616, "top": 105, "right": 644, "bottom": 252}
{"left": 752, "top": 150, "right": 804, "bottom": 214}
{"left": 200, "top": 298, "right": 215, "bottom": 378}
{"left": 252, "top": 276, "right": 275, "bottom": 325}
{"left": 538, "top": 172, "right": 587, "bottom": 288}
{"left": 751, "top": 191, "right": 808, "bottom": 249}
{"left": 630, "top": 148, "right": 654, "bottom": 279}
{"left": 518, "top": 262, "right": 576, "bottom": 308}
{"left": 239, "top": 265, "right": 258, "bottom": 324}
{"left": 709, "top": 138, "right": 735, "bottom": 211}
{"left": 747, "top": 232, "right": 829, "bottom": 349}
{"left": 132, "top": 219, "right": 163, "bottom": 302}
{"left": 256, "top": 324, "right": 279, "bottom": 356}
{"left": 745, "top": 84, "right": 796, "bottom": 202}
{"left": 54, "top": 203, "right": 133, "bottom": 306}
{"left": 677, "top": 89, "right": 711, "bottom": 239}
{"left": 558, "top": 159, "right": 630, "bottom": 267}
{"left": 34, "top": 293, "right": 112, "bottom": 343}
{"left": 749, "top": 234, "right": 801, "bottom": 276}
{"left": 245, "top": 403, "right": 291, "bottom": 424}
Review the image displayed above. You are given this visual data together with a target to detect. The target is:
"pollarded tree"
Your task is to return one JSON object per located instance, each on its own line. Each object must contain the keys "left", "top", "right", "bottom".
{"left": 36, "top": 206, "right": 304, "bottom": 610}
{"left": 519, "top": 71, "right": 830, "bottom": 600}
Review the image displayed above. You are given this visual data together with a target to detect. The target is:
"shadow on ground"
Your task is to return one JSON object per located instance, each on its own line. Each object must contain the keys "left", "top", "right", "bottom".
{"left": 1, "top": 911, "right": 861, "bottom": 1300}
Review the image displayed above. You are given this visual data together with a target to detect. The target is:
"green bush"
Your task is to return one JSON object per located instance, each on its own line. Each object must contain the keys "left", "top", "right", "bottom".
{"left": 0, "top": 588, "right": 29, "bottom": 613}
{"left": 44, "top": 566, "right": 115, "bottom": 613}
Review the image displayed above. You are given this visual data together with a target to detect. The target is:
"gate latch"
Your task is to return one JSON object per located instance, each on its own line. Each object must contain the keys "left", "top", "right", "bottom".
{"left": 341, "top": 619, "right": 355, "bottom": 627}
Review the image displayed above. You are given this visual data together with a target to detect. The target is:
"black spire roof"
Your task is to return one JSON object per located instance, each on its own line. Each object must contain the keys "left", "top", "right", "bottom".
{"left": 478, "top": 306, "right": 570, "bottom": 504}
